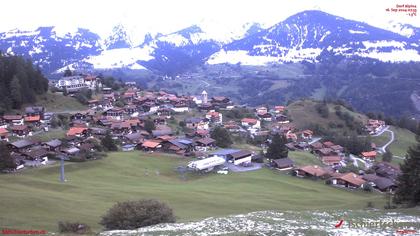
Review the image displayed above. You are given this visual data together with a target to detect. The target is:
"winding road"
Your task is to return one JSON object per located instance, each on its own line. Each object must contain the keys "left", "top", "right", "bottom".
{"left": 376, "top": 126, "right": 395, "bottom": 153}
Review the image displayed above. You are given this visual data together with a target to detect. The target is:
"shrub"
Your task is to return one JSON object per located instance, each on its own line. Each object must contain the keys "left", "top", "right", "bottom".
{"left": 58, "top": 221, "right": 91, "bottom": 234}
{"left": 100, "top": 199, "right": 175, "bottom": 230}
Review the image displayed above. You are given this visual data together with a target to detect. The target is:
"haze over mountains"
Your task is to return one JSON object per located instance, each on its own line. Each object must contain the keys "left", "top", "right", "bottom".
{"left": 1, "top": 10, "right": 420, "bottom": 75}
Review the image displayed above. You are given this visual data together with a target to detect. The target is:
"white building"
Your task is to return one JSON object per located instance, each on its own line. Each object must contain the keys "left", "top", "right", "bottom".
{"left": 56, "top": 75, "right": 101, "bottom": 92}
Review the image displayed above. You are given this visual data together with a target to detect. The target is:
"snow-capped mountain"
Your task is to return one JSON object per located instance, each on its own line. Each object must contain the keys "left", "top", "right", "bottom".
{"left": 0, "top": 26, "right": 102, "bottom": 73}
{"left": 1, "top": 10, "right": 420, "bottom": 75}
{"left": 208, "top": 10, "right": 420, "bottom": 65}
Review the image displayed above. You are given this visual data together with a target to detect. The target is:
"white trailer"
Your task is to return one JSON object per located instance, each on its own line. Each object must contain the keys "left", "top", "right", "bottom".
{"left": 187, "top": 156, "right": 226, "bottom": 172}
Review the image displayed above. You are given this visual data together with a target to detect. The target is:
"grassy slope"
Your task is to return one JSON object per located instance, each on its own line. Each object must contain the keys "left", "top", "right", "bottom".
{"left": 388, "top": 126, "right": 416, "bottom": 157}
{"left": 0, "top": 151, "right": 386, "bottom": 232}
{"left": 287, "top": 100, "right": 368, "bottom": 132}
{"left": 34, "top": 92, "right": 87, "bottom": 112}
{"left": 288, "top": 151, "right": 323, "bottom": 166}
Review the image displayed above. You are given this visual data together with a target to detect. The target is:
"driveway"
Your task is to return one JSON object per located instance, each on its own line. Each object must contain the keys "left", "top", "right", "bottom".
{"left": 225, "top": 163, "right": 263, "bottom": 172}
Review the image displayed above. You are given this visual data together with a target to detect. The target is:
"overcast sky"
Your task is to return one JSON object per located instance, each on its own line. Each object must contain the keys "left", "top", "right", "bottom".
{"left": 1, "top": 0, "right": 418, "bottom": 40}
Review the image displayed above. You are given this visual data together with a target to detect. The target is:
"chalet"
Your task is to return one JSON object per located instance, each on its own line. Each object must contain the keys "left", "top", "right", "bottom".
{"left": 301, "top": 130, "right": 313, "bottom": 140}
{"left": 323, "top": 141, "right": 335, "bottom": 148}
{"left": 316, "top": 148, "right": 335, "bottom": 157}
{"left": 43, "top": 139, "right": 62, "bottom": 151}
{"left": 211, "top": 96, "right": 230, "bottom": 107}
{"left": 258, "top": 112, "right": 273, "bottom": 122}
{"left": 256, "top": 106, "right": 268, "bottom": 115}
{"left": 224, "top": 121, "right": 241, "bottom": 132}
{"left": 141, "top": 140, "right": 162, "bottom": 151}
{"left": 321, "top": 155, "right": 342, "bottom": 166}
{"left": 24, "top": 115, "right": 41, "bottom": 125}
{"left": 310, "top": 142, "right": 323, "bottom": 151}
{"left": 164, "top": 139, "right": 194, "bottom": 155}
{"left": 22, "top": 148, "right": 48, "bottom": 164}
{"left": 110, "top": 121, "right": 131, "bottom": 134}
{"left": 123, "top": 132, "right": 144, "bottom": 145}
{"left": 294, "top": 165, "right": 329, "bottom": 178}
{"left": 273, "top": 106, "right": 285, "bottom": 113}
{"left": 286, "top": 132, "right": 298, "bottom": 142}
{"left": 198, "top": 103, "right": 213, "bottom": 111}
{"left": 205, "top": 111, "right": 223, "bottom": 124}
{"left": 25, "top": 106, "right": 45, "bottom": 118}
{"left": 11, "top": 125, "right": 31, "bottom": 137}
{"left": 361, "top": 151, "right": 377, "bottom": 160}
{"left": 330, "top": 172, "right": 366, "bottom": 189}
{"left": 62, "top": 146, "right": 80, "bottom": 156}
{"left": 105, "top": 108, "right": 124, "bottom": 120}
{"left": 66, "top": 127, "right": 88, "bottom": 137}
{"left": 372, "top": 162, "right": 401, "bottom": 181}
{"left": 195, "top": 129, "right": 210, "bottom": 137}
{"left": 90, "top": 127, "right": 107, "bottom": 137}
{"left": 0, "top": 128, "right": 9, "bottom": 141}
{"left": 185, "top": 117, "right": 209, "bottom": 130}
{"left": 9, "top": 139, "right": 35, "bottom": 152}
{"left": 3, "top": 115, "right": 24, "bottom": 126}
{"left": 272, "top": 158, "right": 294, "bottom": 170}
{"left": 152, "top": 129, "right": 173, "bottom": 138}
{"left": 195, "top": 137, "right": 216, "bottom": 151}
{"left": 362, "top": 174, "right": 397, "bottom": 192}
{"left": 124, "top": 105, "right": 138, "bottom": 115}
{"left": 365, "top": 119, "right": 386, "bottom": 135}
{"left": 241, "top": 118, "right": 260, "bottom": 129}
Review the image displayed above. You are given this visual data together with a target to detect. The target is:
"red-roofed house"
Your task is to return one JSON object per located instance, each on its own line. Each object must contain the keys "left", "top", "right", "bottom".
{"left": 0, "top": 128, "right": 9, "bottom": 141}
{"left": 67, "top": 127, "right": 88, "bottom": 137}
{"left": 24, "top": 115, "right": 41, "bottom": 124}
{"left": 205, "top": 111, "right": 223, "bottom": 124}
{"left": 361, "top": 151, "right": 377, "bottom": 160}
{"left": 330, "top": 172, "right": 366, "bottom": 188}
{"left": 241, "top": 118, "right": 260, "bottom": 129}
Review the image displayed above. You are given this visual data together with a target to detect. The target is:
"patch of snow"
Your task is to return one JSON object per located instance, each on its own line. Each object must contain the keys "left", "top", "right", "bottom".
{"left": 362, "top": 40, "right": 405, "bottom": 49}
{"left": 356, "top": 49, "right": 420, "bottom": 62}
{"left": 349, "top": 30, "right": 368, "bottom": 34}
{"left": 319, "top": 31, "right": 330, "bottom": 42}
{"left": 84, "top": 46, "right": 153, "bottom": 69}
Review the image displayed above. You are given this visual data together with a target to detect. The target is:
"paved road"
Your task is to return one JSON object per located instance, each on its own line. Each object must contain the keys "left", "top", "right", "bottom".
{"left": 308, "top": 137, "right": 322, "bottom": 145}
{"left": 377, "top": 127, "right": 395, "bottom": 154}
{"left": 349, "top": 154, "right": 371, "bottom": 170}
{"left": 371, "top": 126, "right": 390, "bottom": 137}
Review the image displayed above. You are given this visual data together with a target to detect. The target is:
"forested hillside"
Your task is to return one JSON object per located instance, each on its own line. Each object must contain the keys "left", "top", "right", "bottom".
{"left": 0, "top": 53, "right": 48, "bottom": 112}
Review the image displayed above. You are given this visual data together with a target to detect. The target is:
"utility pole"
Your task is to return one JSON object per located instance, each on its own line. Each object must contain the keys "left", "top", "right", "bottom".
{"left": 60, "top": 157, "right": 66, "bottom": 182}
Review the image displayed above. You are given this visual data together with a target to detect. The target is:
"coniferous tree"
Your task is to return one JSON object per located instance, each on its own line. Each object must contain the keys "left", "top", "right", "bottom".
{"left": 0, "top": 142, "right": 16, "bottom": 171}
{"left": 266, "top": 133, "right": 288, "bottom": 159}
{"left": 394, "top": 124, "right": 420, "bottom": 206}
{"left": 210, "top": 126, "right": 232, "bottom": 148}
{"left": 382, "top": 150, "right": 393, "bottom": 163}
{"left": 101, "top": 132, "right": 118, "bottom": 151}
{"left": 64, "top": 67, "right": 72, "bottom": 77}
{"left": 144, "top": 119, "right": 156, "bottom": 134}
{"left": 10, "top": 75, "right": 22, "bottom": 108}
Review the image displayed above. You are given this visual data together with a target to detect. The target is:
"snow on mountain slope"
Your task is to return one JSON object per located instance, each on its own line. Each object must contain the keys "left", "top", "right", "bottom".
{"left": 85, "top": 46, "right": 153, "bottom": 69}
{"left": 207, "top": 10, "right": 420, "bottom": 65}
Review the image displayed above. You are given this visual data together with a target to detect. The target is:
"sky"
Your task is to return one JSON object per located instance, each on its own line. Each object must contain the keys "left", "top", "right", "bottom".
{"left": 1, "top": 0, "right": 419, "bottom": 42}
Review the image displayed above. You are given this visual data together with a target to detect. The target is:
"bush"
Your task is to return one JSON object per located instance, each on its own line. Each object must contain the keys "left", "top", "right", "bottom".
{"left": 100, "top": 199, "right": 175, "bottom": 230}
{"left": 58, "top": 221, "right": 91, "bottom": 234}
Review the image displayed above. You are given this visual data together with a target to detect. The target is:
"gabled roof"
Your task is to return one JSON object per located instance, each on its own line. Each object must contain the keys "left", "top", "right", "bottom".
{"left": 241, "top": 118, "right": 258, "bottom": 124}
{"left": 66, "top": 127, "right": 88, "bottom": 136}
{"left": 11, "top": 139, "right": 35, "bottom": 149}
{"left": 230, "top": 150, "right": 253, "bottom": 159}
{"left": 24, "top": 115, "right": 41, "bottom": 122}
{"left": 3, "top": 115, "right": 23, "bottom": 120}
{"left": 272, "top": 158, "right": 294, "bottom": 168}
{"left": 338, "top": 172, "right": 366, "bottom": 187}
{"left": 0, "top": 128, "right": 8, "bottom": 134}
{"left": 196, "top": 137, "right": 216, "bottom": 146}
{"left": 44, "top": 139, "right": 62, "bottom": 148}
{"left": 142, "top": 140, "right": 161, "bottom": 148}
{"left": 298, "top": 165, "right": 328, "bottom": 177}
{"left": 361, "top": 151, "right": 377, "bottom": 158}
{"left": 11, "top": 125, "right": 29, "bottom": 131}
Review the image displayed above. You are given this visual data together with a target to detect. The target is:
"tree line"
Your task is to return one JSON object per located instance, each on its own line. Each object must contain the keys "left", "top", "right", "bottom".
{"left": 0, "top": 53, "right": 48, "bottom": 112}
